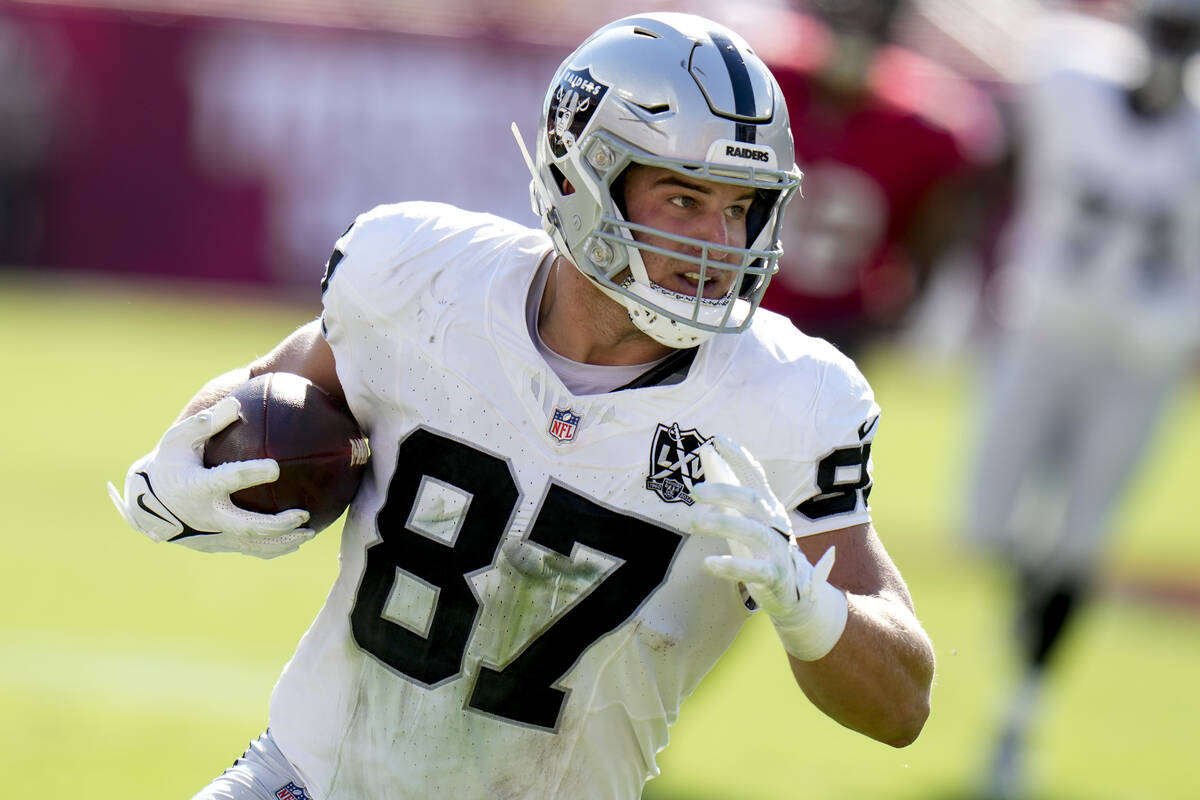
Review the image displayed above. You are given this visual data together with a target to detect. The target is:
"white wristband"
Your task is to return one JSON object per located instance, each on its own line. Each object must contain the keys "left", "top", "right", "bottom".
{"left": 770, "top": 579, "right": 849, "bottom": 662}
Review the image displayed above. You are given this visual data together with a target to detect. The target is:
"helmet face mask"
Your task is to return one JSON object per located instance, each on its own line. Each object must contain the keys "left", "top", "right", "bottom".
{"left": 522, "top": 13, "right": 802, "bottom": 348}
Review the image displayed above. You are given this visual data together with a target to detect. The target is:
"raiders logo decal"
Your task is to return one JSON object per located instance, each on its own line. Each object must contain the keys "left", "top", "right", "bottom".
{"left": 548, "top": 67, "right": 609, "bottom": 157}
{"left": 645, "top": 422, "right": 711, "bottom": 505}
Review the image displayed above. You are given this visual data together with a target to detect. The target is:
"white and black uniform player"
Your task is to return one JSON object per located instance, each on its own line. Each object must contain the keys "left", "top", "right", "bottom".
{"left": 108, "top": 13, "right": 933, "bottom": 800}
{"left": 253, "top": 201, "right": 875, "bottom": 798}
{"left": 968, "top": 4, "right": 1200, "bottom": 797}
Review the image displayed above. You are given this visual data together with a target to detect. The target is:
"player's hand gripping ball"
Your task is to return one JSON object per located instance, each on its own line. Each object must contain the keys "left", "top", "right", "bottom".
{"left": 204, "top": 372, "right": 370, "bottom": 533}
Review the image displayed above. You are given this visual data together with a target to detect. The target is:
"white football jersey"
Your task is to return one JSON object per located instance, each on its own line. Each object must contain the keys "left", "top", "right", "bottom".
{"left": 269, "top": 202, "right": 879, "bottom": 800}
{"left": 994, "top": 20, "right": 1200, "bottom": 366}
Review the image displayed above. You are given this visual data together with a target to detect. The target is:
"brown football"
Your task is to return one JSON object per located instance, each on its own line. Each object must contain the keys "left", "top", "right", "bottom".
{"left": 203, "top": 372, "right": 369, "bottom": 533}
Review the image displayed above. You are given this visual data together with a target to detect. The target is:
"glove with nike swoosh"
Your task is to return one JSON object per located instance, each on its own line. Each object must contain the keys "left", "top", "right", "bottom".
{"left": 690, "top": 435, "right": 849, "bottom": 661}
{"left": 107, "top": 395, "right": 314, "bottom": 559}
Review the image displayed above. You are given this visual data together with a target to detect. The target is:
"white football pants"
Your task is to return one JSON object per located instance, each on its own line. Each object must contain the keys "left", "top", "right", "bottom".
{"left": 192, "top": 730, "right": 311, "bottom": 800}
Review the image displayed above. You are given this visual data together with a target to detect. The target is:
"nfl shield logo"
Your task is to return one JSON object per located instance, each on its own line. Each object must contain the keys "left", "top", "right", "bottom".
{"left": 548, "top": 408, "right": 582, "bottom": 442}
{"left": 275, "top": 782, "right": 309, "bottom": 800}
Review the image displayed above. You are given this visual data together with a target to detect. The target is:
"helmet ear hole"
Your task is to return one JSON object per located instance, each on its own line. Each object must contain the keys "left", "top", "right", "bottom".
{"left": 745, "top": 188, "right": 780, "bottom": 247}
{"left": 609, "top": 168, "right": 630, "bottom": 220}
{"left": 550, "top": 164, "right": 573, "bottom": 196}
{"left": 739, "top": 259, "right": 770, "bottom": 299}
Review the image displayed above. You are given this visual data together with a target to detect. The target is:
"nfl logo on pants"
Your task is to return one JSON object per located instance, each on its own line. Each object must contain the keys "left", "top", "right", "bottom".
{"left": 275, "top": 783, "right": 309, "bottom": 800}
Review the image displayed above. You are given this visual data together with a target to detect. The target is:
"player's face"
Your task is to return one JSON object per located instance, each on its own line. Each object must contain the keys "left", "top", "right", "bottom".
{"left": 621, "top": 164, "right": 753, "bottom": 299}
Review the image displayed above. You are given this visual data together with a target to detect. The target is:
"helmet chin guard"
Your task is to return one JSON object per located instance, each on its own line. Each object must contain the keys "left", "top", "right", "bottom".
{"left": 621, "top": 277, "right": 752, "bottom": 349}
{"left": 515, "top": 12, "right": 802, "bottom": 349}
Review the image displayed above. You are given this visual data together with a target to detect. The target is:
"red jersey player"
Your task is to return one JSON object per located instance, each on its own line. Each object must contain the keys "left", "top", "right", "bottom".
{"left": 760, "top": 0, "right": 1004, "bottom": 357}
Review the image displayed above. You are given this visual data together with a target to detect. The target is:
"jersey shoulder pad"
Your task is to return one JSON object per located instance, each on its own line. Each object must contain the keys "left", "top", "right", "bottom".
{"left": 730, "top": 309, "right": 880, "bottom": 527}
{"left": 736, "top": 309, "right": 879, "bottom": 448}
{"left": 321, "top": 201, "right": 547, "bottom": 325}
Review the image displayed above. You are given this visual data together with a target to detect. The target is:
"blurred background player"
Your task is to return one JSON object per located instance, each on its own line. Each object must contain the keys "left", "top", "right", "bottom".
{"left": 964, "top": 2, "right": 1200, "bottom": 797}
{"left": 760, "top": 0, "right": 1005, "bottom": 359}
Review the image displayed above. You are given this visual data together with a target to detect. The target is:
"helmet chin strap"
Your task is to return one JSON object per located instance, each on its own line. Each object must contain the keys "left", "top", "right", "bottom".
{"left": 512, "top": 122, "right": 554, "bottom": 219}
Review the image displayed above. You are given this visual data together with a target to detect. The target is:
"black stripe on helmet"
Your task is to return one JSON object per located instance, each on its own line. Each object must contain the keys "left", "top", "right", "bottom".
{"left": 708, "top": 30, "right": 756, "bottom": 143}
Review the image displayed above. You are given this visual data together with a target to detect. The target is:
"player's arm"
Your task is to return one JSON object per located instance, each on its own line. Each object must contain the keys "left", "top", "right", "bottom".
{"left": 789, "top": 521, "right": 933, "bottom": 747}
{"left": 691, "top": 438, "right": 932, "bottom": 748}
{"left": 177, "top": 318, "right": 343, "bottom": 419}
{"left": 107, "top": 319, "right": 344, "bottom": 558}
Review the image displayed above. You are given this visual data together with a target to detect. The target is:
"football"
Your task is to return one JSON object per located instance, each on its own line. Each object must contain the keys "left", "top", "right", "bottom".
{"left": 203, "top": 372, "right": 370, "bottom": 532}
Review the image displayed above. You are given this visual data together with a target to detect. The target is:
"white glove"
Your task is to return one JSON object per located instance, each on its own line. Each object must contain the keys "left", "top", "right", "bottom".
{"left": 690, "top": 435, "right": 849, "bottom": 661}
{"left": 106, "top": 395, "right": 314, "bottom": 559}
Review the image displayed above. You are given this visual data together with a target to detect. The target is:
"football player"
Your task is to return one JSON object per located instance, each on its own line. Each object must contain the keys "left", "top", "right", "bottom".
{"left": 108, "top": 13, "right": 934, "bottom": 799}
{"left": 966, "top": 2, "right": 1200, "bottom": 797}
{"left": 761, "top": 0, "right": 1004, "bottom": 358}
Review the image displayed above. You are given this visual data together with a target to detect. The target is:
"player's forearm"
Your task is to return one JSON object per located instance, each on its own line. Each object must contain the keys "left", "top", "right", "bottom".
{"left": 788, "top": 591, "right": 934, "bottom": 748}
{"left": 176, "top": 367, "right": 252, "bottom": 421}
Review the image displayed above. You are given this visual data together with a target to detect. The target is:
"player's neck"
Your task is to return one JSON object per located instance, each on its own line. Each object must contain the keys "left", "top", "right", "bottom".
{"left": 537, "top": 257, "right": 674, "bottom": 366}
{"left": 1128, "top": 59, "right": 1187, "bottom": 119}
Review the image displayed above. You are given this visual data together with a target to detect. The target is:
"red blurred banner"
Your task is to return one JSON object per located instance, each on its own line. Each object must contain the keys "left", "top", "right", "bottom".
{"left": 2, "top": 1, "right": 562, "bottom": 286}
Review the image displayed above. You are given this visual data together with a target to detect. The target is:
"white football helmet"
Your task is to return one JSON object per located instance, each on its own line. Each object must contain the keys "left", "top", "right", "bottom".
{"left": 516, "top": 12, "right": 802, "bottom": 348}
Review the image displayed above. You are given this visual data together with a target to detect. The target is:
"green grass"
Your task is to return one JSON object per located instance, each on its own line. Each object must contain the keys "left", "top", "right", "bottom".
{"left": 2, "top": 273, "right": 1197, "bottom": 799}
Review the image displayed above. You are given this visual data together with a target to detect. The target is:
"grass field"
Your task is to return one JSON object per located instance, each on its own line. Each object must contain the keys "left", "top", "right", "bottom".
{"left": 3, "top": 272, "right": 1198, "bottom": 799}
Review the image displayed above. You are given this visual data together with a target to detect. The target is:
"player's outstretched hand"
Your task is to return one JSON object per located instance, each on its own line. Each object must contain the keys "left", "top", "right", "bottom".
{"left": 106, "top": 396, "right": 314, "bottom": 559}
{"left": 690, "top": 435, "right": 848, "bottom": 661}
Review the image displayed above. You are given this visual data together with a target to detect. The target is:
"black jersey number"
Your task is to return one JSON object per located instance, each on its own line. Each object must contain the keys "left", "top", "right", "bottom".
{"left": 350, "top": 428, "right": 685, "bottom": 731}
{"left": 795, "top": 442, "right": 872, "bottom": 520}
